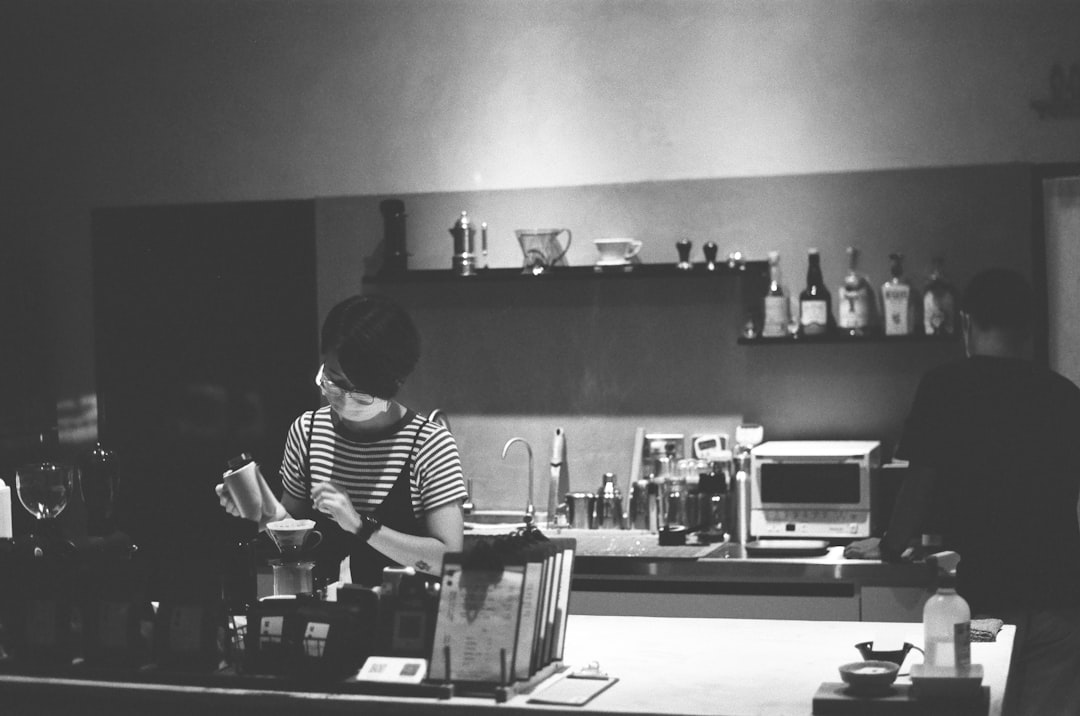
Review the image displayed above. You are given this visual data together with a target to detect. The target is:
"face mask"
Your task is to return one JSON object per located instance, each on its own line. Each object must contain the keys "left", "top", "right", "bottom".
{"left": 327, "top": 393, "right": 390, "bottom": 422}
{"left": 315, "top": 366, "right": 390, "bottom": 422}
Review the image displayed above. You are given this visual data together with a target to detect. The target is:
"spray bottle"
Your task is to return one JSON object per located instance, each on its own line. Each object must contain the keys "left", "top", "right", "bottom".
{"left": 922, "top": 551, "right": 971, "bottom": 671}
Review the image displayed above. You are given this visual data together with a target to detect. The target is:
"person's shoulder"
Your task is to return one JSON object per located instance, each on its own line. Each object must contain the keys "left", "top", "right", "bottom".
{"left": 287, "top": 407, "right": 331, "bottom": 436}
{"left": 1041, "top": 367, "right": 1080, "bottom": 407}
{"left": 1043, "top": 366, "right": 1080, "bottom": 390}
{"left": 917, "top": 359, "right": 969, "bottom": 387}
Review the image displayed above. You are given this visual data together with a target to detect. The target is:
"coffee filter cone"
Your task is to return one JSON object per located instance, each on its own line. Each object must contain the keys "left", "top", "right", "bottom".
{"left": 266, "top": 518, "right": 316, "bottom": 552}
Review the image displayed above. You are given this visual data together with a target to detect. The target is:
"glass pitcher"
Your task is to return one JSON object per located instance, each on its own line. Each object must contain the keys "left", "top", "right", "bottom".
{"left": 515, "top": 228, "right": 572, "bottom": 274}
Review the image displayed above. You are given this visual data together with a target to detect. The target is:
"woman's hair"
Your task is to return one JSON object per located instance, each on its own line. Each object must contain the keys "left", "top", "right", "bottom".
{"left": 320, "top": 294, "right": 420, "bottom": 398}
{"left": 961, "top": 268, "right": 1034, "bottom": 338}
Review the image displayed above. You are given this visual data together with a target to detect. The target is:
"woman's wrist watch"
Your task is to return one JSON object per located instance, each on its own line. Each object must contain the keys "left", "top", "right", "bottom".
{"left": 355, "top": 512, "right": 382, "bottom": 542}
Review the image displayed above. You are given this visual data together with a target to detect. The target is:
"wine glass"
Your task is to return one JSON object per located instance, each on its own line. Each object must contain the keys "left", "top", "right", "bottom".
{"left": 15, "top": 462, "right": 76, "bottom": 555}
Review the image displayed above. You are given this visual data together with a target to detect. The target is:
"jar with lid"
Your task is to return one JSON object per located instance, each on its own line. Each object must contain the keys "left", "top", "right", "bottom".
{"left": 678, "top": 458, "right": 709, "bottom": 530}
{"left": 595, "top": 472, "right": 624, "bottom": 530}
{"left": 698, "top": 454, "right": 732, "bottom": 542}
{"left": 662, "top": 471, "right": 688, "bottom": 529}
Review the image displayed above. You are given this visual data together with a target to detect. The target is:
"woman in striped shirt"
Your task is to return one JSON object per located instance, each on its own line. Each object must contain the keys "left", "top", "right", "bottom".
{"left": 219, "top": 294, "right": 466, "bottom": 586}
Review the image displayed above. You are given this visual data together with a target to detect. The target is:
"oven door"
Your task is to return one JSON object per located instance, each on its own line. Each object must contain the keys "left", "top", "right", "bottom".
{"left": 751, "top": 458, "right": 868, "bottom": 512}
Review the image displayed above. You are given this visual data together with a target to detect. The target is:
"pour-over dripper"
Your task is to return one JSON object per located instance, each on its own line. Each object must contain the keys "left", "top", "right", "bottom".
{"left": 266, "top": 518, "right": 321, "bottom": 560}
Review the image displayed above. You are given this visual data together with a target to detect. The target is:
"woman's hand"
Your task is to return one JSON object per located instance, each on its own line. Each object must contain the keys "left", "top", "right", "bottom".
{"left": 843, "top": 537, "right": 882, "bottom": 560}
{"left": 215, "top": 483, "right": 241, "bottom": 517}
{"left": 311, "top": 481, "right": 362, "bottom": 533}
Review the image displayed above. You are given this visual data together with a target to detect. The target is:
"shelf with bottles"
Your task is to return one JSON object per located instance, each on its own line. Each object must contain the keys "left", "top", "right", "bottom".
{"left": 364, "top": 260, "right": 769, "bottom": 284}
{"left": 737, "top": 331, "right": 960, "bottom": 346}
{"left": 743, "top": 247, "right": 961, "bottom": 347}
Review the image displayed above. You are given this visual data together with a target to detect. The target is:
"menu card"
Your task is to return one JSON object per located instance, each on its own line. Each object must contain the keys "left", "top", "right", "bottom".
{"left": 430, "top": 536, "right": 576, "bottom": 686}
{"left": 430, "top": 558, "right": 525, "bottom": 683}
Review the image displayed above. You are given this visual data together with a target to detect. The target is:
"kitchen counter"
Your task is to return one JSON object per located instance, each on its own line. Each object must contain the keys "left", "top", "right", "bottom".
{"left": 523, "top": 530, "right": 936, "bottom": 622}
{"left": 0, "top": 615, "right": 1015, "bottom": 716}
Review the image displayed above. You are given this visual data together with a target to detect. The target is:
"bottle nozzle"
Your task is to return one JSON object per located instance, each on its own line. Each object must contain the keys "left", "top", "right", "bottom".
{"left": 927, "top": 549, "right": 961, "bottom": 582}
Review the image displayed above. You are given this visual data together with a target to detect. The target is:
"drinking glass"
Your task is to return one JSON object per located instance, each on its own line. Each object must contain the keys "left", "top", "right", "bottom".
{"left": 16, "top": 462, "right": 75, "bottom": 520}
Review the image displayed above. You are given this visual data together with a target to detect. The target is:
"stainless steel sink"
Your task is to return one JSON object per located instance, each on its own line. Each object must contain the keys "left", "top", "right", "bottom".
{"left": 465, "top": 509, "right": 532, "bottom": 526}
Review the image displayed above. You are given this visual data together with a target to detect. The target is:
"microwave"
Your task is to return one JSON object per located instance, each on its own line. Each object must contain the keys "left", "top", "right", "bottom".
{"left": 749, "top": 440, "right": 882, "bottom": 540}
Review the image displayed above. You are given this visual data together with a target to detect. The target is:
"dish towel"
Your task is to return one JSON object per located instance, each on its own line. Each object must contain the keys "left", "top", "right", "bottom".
{"left": 970, "top": 617, "right": 1004, "bottom": 642}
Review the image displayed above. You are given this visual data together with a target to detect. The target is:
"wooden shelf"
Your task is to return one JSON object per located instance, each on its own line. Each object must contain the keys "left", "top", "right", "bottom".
{"left": 738, "top": 332, "right": 961, "bottom": 346}
{"left": 364, "top": 261, "right": 767, "bottom": 284}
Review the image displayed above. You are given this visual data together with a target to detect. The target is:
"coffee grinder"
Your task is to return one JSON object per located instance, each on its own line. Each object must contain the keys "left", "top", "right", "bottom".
{"left": 265, "top": 519, "right": 322, "bottom": 597}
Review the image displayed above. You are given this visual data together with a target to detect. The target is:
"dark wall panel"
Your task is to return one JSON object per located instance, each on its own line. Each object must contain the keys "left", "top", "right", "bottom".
{"left": 92, "top": 201, "right": 319, "bottom": 574}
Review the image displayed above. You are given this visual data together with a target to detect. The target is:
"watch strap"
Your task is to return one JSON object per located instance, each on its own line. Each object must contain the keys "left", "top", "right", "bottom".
{"left": 356, "top": 512, "right": 382, "bottom": 543}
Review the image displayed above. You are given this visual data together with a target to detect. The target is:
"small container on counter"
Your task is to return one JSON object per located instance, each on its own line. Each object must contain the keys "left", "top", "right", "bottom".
{"left": 595, "top": 472, "right": 625, "bottom": 529}
{"left": 697, "top": 453, "right": 732, "bottom": 543}
{"left": 628, "top": 478, "right": 651, "bottom": 530}
{"left": 566, "top": 492, "right": 596, "bottom": 529}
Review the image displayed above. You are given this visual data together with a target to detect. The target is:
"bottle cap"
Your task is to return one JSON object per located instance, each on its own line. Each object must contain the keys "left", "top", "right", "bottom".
{"left": 226, "top": 453, "right": 254, "bottom": 471}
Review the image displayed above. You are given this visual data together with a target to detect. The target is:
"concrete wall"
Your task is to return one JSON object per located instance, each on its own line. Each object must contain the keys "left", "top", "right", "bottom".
{"left": 4, "top": 0, "right": 1080, "bottom": 505}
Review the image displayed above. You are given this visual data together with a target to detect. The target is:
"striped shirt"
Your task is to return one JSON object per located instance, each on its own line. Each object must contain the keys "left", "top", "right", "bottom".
{"left": 280, "top": 407, "right": 466, "bottom": 519}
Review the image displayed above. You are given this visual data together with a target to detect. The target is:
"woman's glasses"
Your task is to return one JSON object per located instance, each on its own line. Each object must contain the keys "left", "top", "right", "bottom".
{"left": 315, "top": 365, "right": 378, "bottom": 405}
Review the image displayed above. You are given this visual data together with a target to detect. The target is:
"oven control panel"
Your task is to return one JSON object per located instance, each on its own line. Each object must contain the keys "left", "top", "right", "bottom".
{"left": 750, "top": 509, "right": 871, "bottom": 539}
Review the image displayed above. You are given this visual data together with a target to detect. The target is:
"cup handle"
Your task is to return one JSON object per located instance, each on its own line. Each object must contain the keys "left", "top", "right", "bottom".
{"left": 305, "top": 530, "right": 323, "bottom": 551}
{"left": 626, "top": 240, "right": 643, "bottom": 259}
{"left": 554, "top": 229, "right": 572, "bottom": 264}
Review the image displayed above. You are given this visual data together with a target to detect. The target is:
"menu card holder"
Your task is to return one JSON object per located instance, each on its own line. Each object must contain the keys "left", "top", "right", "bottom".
{"left": 429, "top": 529, "right": 576, "bottom": 702}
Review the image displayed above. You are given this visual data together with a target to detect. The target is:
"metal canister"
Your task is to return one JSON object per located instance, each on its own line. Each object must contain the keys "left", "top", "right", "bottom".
{"left": 595, "top": 472, "right": 624, "bottom": 530}
{"left": 566, "top": 492, "right": 596, "bottom": 529}
{"left": 449, "top": 210, "right": 477, "bottom": 276}
{"left": 628, "top": 479, "right": 651, "bottom": 530}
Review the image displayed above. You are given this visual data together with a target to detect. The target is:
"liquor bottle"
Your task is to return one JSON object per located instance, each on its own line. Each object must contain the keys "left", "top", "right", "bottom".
{"left": 838, "top": 246, "right": 877, "bottom": 336}
{"left": 922, "top": 255, "right": 957, "bottom": 336}
{"left": 799, "top": 248, "right": 833, "bottom": 337}
{"left": 881, "top": 253, "right": 920, "bottom": 336}
{"left": 762, "top": 251, "right": 789, "bottom": 338}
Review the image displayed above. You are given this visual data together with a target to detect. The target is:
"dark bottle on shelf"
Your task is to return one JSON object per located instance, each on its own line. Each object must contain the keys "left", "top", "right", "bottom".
{"left": 799, "top": 248, "right": 834, "bottom": 337}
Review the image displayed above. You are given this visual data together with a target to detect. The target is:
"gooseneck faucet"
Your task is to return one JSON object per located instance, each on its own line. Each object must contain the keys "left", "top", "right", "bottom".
{"left": 501, "top": 437, "right": 535, "bottom": 525}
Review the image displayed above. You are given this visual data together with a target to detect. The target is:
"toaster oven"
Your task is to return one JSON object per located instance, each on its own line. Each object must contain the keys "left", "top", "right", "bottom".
{"left": 749, "top": 440, "right": 882, "bottom": 540}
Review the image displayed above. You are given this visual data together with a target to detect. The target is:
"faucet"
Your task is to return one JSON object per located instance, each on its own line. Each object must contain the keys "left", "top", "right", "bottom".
{"left": 428, "top": 409, "right": 451, "bottom": 432}
{"left": 501, "top": 437, "right": 535, "bottom": 525}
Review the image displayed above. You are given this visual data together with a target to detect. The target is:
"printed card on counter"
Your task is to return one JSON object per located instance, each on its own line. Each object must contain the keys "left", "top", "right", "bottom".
{"left": 513, "top": 541, "right": 555, "bottom": 681}
{"left": 430, "top": 555, "right": 526, "bottom": 684}
{"left": 549, "top": 538, "right": 577, "bottom": 662}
